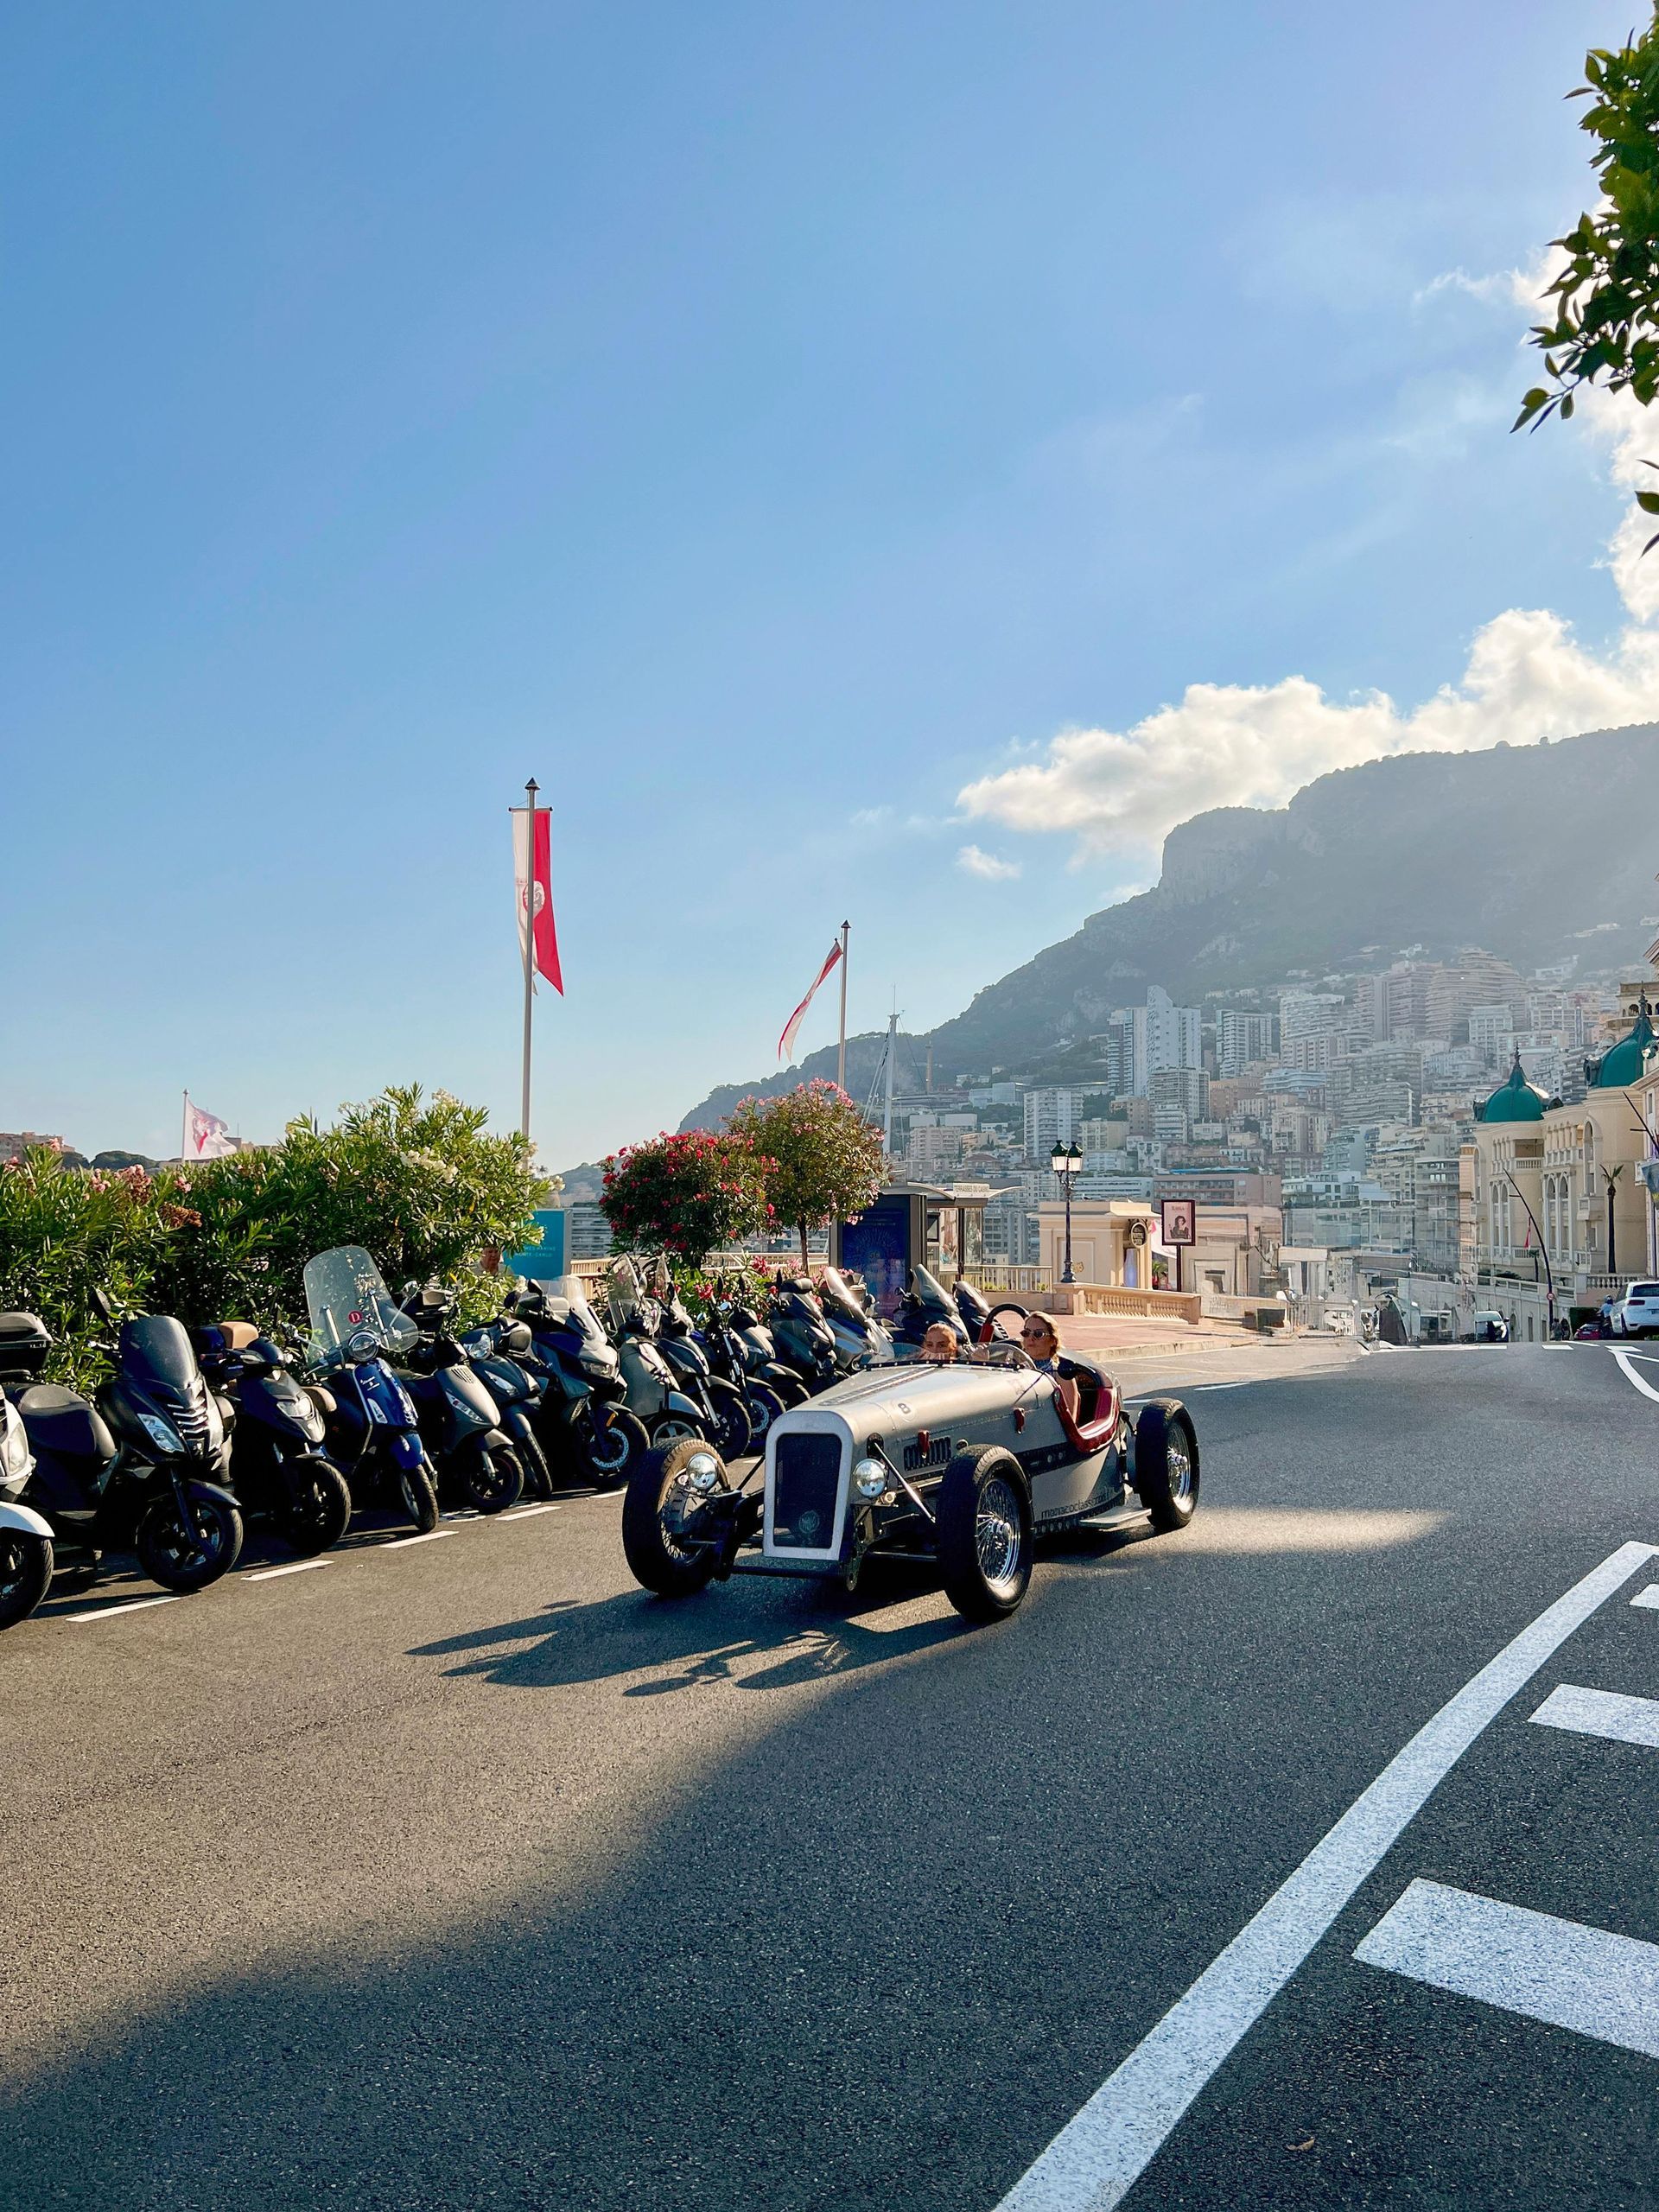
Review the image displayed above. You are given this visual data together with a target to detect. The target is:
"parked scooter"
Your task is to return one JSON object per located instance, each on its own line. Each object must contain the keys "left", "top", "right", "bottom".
{"left": 696, "top": 1293, "right": 789, "bottom": 1446}
{"left": 720, "top": 1281, "right": 809, "bottom": 1408}
{"left": 11, "top": 1301, "right": 245, "bottom": 1594}
{"left": 816, "top": 1267, "right": 894, "bottom": 1370}
{"left": 195, "top": 1322, "right": 353, "bottom": 1556}
{"left": 766, "top": 1274, "right": 840, "bottom": 1395}
{"left": 394, "top": 1287, "right": 524, "bottom": 1514}
{"left": 450, "top": 1307, "right": 556, "bottom": 1499}
{"left": 605, "top": 1258, "right": 710, "bottom": 1444}
{"left": 302, "top": 1247, "right": 441, "bottom": 1533}
{"left": 890, "top": 1264, "right": 972, "bottom": 1351}
{"left": 639, "top": 1263, "right": 753, "bottom": 1459}
{"left": 505, "top": 1276, "right": 651, "bottom": 1486}
{"left": 0, "top": 1319, "right": 55, "bottom": 1628}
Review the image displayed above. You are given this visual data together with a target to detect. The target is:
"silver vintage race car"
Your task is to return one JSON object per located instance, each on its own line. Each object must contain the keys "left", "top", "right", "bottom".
{"left": 620, "top": 1317, "right": 1199, "bottom": 1624}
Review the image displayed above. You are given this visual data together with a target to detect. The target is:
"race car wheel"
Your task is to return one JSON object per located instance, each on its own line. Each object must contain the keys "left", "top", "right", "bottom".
{"left": 622, "top": 1437, "right": 728, "bottom": 1598}
{"left": 982, "top": 1301, "right": 1030, "bottom": 1345}
{"left": 1135, "top": 1399, "right": 1199, "bottom": 1533}
{"left": 937, "top": 1445, "right": 1032, "bottom": 1624}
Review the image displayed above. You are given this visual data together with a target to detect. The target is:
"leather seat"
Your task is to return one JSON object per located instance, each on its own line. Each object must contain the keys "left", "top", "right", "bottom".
{"left": 19, "top": 1384, "right": 115, "bottom": 1462}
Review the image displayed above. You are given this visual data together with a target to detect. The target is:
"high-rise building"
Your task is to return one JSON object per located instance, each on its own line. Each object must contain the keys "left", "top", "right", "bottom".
{"left": 1279, "top": 991, "right": 1348, "bottom": 1054}
{"left": 1217, "top": 1010, "right": 1277, "bottom": 1077}
{"left": 1023, "top": 1088, "right": 1080, "bottom": 1161}
{"left": 1128, "top": 985, "right": 1201, "bottom": 1095}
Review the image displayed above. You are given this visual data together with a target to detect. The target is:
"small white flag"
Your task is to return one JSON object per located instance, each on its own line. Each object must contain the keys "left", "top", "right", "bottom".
{"left": 183, "top": 1094, "right": 237, "bottom": 1160}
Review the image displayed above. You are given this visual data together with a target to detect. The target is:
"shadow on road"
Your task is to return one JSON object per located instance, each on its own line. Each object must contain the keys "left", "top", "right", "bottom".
{"left": 409, "top": 1568, "right": 969, "bottom": 1696}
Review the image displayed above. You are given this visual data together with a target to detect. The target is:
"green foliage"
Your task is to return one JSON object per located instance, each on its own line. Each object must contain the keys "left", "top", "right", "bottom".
{"left": 1518, "top": 14, "right": 1659, "bottom": 543}
{"left": 726, "top": 1080, "right": 887, "bottom": 1267}
{"left": 0, "top": 1154, "right": 184, "bottom": 1389}
{"left": 0, "top": 1087, "right": 550, "bottom": 1382}
{"left": 600, "top": 1129, "right": 772, "bottom": 1266}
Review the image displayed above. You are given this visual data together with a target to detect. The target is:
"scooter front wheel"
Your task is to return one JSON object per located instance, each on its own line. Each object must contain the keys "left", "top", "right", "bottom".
{"left": 281, "top": 1459, "right": 353, "bottom": 1556}
{"left": 582, "top": 1408, "right": 648, "bottom": 1490}
{"left": 135, "top": 1485, "right": 244, "bottom": 1592}
{"left": 397, "top": 1459, "right": 441, "bottom": 1534}
{"left": 0, "top": 1530, "right": 53, "bottom": 1629}
{"left": 459, "top": 1442, "right": 524, "bottom": 1514}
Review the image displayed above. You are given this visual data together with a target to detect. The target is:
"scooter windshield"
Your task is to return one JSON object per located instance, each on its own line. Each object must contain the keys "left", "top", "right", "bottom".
{"left": 304, "top": 1247, "right": 417, "bottom": 1364}
{"left": 817, "top": 1268, "right": 869, "bottom": 1323}
{"left": 909, "top": 1265, "right": 958, "bottom": 1315}
{"left": 119, "top": 1315, "right": 201, "bottom": 1389}
{"left": 550, "top": 1275, "right": 610, "bottom": 1345}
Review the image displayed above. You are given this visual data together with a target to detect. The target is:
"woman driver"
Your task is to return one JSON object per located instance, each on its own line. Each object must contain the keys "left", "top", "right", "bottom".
{"left": 1020, "top": 1313, "right": 1078, "bottom": 1420}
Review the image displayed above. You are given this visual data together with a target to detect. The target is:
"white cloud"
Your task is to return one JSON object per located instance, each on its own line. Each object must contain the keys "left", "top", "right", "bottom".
{"left": 959, "top": 352, "right": 1659, "bottom": 867}
{"left": 957, "top": 843, "right": 1021, "bottom": 881}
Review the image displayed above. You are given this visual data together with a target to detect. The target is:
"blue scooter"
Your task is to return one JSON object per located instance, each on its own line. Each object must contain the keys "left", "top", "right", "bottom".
{"left": 302, "top": 1247, "right": 440, "bottom": 1532}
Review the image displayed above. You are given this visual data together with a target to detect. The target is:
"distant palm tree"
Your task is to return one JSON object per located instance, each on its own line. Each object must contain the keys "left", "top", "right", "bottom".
{"left": 1603, "top": 1164, "right": 1625, "bottom": 1279}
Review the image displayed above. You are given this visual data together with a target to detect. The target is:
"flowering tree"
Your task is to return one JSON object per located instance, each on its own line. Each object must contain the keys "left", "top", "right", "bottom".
{"left": 726, "top": 1080, "right": 886, "bottom": 1268}
{"left": 600, "top": 1129, "right": 772, "bottom": 1267}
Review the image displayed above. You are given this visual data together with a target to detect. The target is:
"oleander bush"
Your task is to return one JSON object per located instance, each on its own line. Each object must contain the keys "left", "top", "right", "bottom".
{"left": 0, "top": 1085, "right": 550, "bottom": 1385}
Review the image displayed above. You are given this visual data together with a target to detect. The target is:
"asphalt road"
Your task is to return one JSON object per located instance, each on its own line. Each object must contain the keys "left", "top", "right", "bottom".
{"left": 2, "top": 1339, "right": 1656, "bottom": 2210}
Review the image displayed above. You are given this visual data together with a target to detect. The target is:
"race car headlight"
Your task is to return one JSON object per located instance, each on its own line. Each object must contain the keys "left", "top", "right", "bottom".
{"left": 852, "top": 1457, "right": 888, "bottom": 1502}
{"left": 685, "top": 1450, "right": 721, "bottom": 1493}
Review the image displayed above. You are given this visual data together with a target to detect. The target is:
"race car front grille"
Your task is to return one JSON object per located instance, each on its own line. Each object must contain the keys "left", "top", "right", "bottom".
{"left": 771, "top": 1434, "right": 842, "bottom": 1550}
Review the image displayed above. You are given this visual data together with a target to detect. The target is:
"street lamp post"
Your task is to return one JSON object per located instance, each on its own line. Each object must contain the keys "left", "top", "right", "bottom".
{"left": 1051, "top": 1141, "right": 1083, "bottom": 1285}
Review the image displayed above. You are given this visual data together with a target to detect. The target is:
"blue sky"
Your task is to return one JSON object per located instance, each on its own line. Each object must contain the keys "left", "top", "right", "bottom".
{"left": 2, "top": 2, "right": 1649, "bottom": 1166}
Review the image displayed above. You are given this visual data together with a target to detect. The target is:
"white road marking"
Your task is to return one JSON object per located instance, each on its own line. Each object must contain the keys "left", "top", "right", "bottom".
{"left": 1194, "top": 1381, "right": 1250, "bottom": 1392}
{"left": 65, "top": 1594, "right": 183, "bottom": 1622}
{"left": 1612, "top": 1350, "right": 1659, "bottom": 1403}
{"left": 1530, "top": 1681, "right": 1659, "bottom": 1748}
{"left": 378, "top": 1529, "right": 455, "bottom": 1549}
{"left": 500, "top": 1503, "right": 562, "bottom": 1519}
{"left": 1632, "top": 1586, "right": 1659, "bottom": 1610}
{"left": 992, "top": 1538, "right": 1658, "bottom": 2212}
{"left": 243, "top": 1559, "right": 331, "bottom": 1582}
{"left": 1354, "top": 1878, "right": 1659, "bottom": 2059}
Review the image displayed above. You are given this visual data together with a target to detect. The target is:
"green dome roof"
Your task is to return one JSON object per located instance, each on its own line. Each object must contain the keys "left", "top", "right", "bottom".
{"left": 1477, "top": 1053, "right": 1555, "bottom": 1123}
{"left": 1587, "top": 1007, "right": 1656, "bottom": 1090}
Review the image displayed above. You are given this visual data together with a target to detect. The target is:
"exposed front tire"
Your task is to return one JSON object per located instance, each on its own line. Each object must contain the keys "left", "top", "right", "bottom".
{"left": 280, "top": 1459, "right": 353, "bottom": 1555}
{"left": 707, "top": 1378, "right": 753, "bottom": 1459}
{"left": 135, "top": 1484, "right": 244, "bottom": 1592}
{"left": 1135, "top": 1399, "right": 1199, "bottom": 1533}
{"left": 0, "top": 1530, "right": 53, "bottom": 1629}
{"left": 460, "top": 1441, "right": 524, "bottom": 1514}
{"left": 397, "top": 1458, "right": 442, "bottom": 1533}
{"left": 582, "top": 1407, "right": 648, "bottom": 1491}
{"left": 937, "top": 1445, "right": 1032, "bottom": 1624}
{"left": 622, "top": 1437, "right": 728, "bottom": 1598}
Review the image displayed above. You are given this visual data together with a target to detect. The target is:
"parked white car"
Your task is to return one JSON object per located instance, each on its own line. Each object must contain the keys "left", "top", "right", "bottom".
{"left": 1611, "top": 1282, "right": 1659, "bottom": 1338}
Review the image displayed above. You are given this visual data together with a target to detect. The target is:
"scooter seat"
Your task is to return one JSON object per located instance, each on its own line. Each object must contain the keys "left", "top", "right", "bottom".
{"left": 19, "top": 1384, "right": 116, "bottom": 1462}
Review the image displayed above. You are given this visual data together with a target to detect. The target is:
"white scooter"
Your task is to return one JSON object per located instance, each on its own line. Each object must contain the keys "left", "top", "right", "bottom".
{"left": 0, "top": 1316, "right": 59, "bottom": 1630}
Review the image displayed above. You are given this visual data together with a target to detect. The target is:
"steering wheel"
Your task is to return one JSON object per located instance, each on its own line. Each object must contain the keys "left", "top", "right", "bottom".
{"left": 978, "top": 1300, "right": 1030, "bottom": 1347}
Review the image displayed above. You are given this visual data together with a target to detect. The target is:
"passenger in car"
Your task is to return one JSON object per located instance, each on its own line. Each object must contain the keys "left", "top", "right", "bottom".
{"left": 921, "top": 1322, "right": 959, "bottom": 1363}
{"left": 1020, "top": 1314, "right": 1079, "bottom": 1421}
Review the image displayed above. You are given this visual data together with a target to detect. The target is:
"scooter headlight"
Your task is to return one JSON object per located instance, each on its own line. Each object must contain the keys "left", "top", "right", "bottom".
{"left": 137, "top": 1412, "right": 183, "bottom": 1456}
{"left": 852, "top": 1457, "right": 889, "bottom": 1502}
{"left": 685, "top": 1450, "right": 722, "bottom": 1493}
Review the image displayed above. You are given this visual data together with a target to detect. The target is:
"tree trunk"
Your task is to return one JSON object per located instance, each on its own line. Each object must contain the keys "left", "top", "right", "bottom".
{"left": 798, "top": 1222, "right": 810, "bottom": 1271}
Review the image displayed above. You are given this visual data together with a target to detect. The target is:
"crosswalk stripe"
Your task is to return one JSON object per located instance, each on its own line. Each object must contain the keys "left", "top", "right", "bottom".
{"left": 1355, "top": 1878, "right": 1659, "bottom": 2058}
{"left": 1529, "top": 1681, "right": 1659, "bottom": 1748}
{"left": 1631, "top": 1586, "right": 1659, "bottom": 1611}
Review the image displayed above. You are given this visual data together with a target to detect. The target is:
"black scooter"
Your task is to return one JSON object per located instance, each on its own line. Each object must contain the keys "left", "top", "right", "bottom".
{"left": 195, "top": 1322, "right": 353, "bottom": 1555}
{"left": 397, "top": 1290, "right": 524, "bottom": 1513}
{"left": 15, "top": 1304, "right": 245, "bottom": 1593}
{"left": 766, "top": 1275, "right": 840, "bottom": 1395}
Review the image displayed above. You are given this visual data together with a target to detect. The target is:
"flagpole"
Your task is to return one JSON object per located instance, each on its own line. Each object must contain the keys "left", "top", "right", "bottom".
{"left": 181, "top": 1090, "right": 188, "bottom": 1163}
{"left": 836, "top": 920, "right": 849, "bottom": 1092}
{"left": 520, "top": 778, "right": 537, "bottom": 1143}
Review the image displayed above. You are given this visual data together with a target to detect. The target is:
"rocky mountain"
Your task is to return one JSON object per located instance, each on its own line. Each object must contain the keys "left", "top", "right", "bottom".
{"left": 670, "top": 721, "right": 1659, "bottom": 1125}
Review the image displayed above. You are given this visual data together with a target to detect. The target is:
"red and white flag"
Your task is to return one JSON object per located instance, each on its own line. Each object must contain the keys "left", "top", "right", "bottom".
{"left": 779, "top": 939, "right": 842, "bottom": 1061}
{"left": 512, "top": 805, "right": 564, "bottom": 994}
{"left": 183, "top": 1094, "right": 237, "bottom": 1160}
